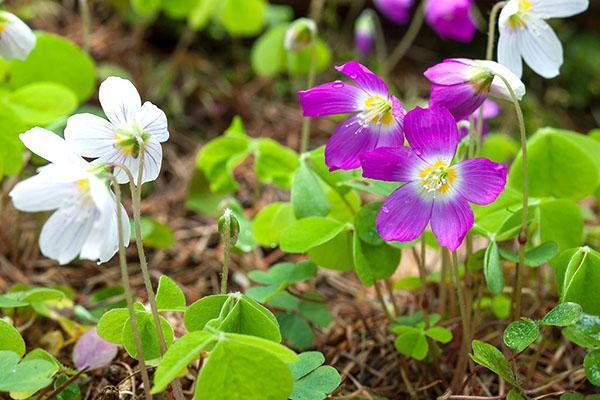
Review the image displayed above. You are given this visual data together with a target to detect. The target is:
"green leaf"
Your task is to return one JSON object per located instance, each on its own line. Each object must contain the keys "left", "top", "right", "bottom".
{"left": 499, "top": 242, "right": 559, "bottom": 267}
{"left": 472, "top": 188, "right": 531, "bottom": 241}
{"left": 155, "top": 275, "right": 186, "bottom": 312}
{"left": 188, "top": 0, "right": 220, "bottom": 30}
{"left": 0, "top": 295, "right": 28, "bottom": 308}
{"left": 480, "top": 133, "right": 519, "bottom": 164}
{"left": 219, "top": 295, "right": 282, "bottom": 342}
{"left": 307, "top": 230, "right": 354, "bottom": 271}
{"left": 194, "top": 338, "right": 293, "bottom": 400}
{"left": 287, "top": 39, "right": 331, "bottom": 77}
{"left": 184, "top": 295, "right": 229, "bottom": 332}
{"left": 197, "top": 117, "right": 251, "bottom": 194}
{"left": 585, "top": 349, "right": 600, "bottom": 386}
{"left": 252, "top": 202, "right": 297, "bottom": 248}
{"left": 539, "top": 199, "right": 584, "bottom": 256}
{"left": 131, "top": 0, "right": 160, "bottom": 17}
{"left": 8, "top": 33, "right": 96, "bottom": 101}
{"left": 291, "top": 161, "right": 331, "bottom": 219}
{"left": 0, "top": 320, "right": 25, "bottom": 357}
{"left": 278, "top": 314, "right": 315, "bottom": 350}
{"left": 508, "top": 128, "right": 600, "bottom": 200}
{"left": 280, "top": 218, "right": 345, "bottom": 253}
{"left": 255, "top": 138, "right": 299, "bottom": 189}
{"left": 484, "top": 241, "right": 504, "bottom": 294}
{"left": 0, "top": 351, "right": 56, "bottom": 393}
{"left": 298, "top": 295, "right": 333, "bottom": 328}
{"left": 251, "top": 24, "right": 287, "bottom": 76}
{"left": 226, "top": 200, "right": 257, "bottom": 252}
{"left": 97, "top": 308, "right": 130, "bottom": 344}
{"left": 353, "top": 232, "right": 400, "bottom": 286}
{"left": 152, "top": 331, "right": 216, "bottom": 394}
{"left": 0, "top": 109, "right": 26, "bottom": 178}
{"left": 394, "top": 327, "right": 429, "bottom": 360}
{"left": 503, "top": 319, "right": 540, "bottom": 352}
{"left": 541, "top": 302, "right": 583, "bottom": 327}
{"left": 122, "top": 311, "right": 174, "bottom": 361}
{"left": 133, "top": 217, "right": 175, "bottom": 249}
{"left": 54, "top": 374, "right": 81, "bottom": 400}
{"left": 3, "top": 82, "right": 77, "bottom": 126}
{"left": 289, "top": 352, "right": 341, "bottom": 400}
{"left": 425, "top": 327, "right": 453, "bottom": 344}
{"left": 161, "top": 0, "right": 200, "bottom": 19}
{"left": 354, "top": 202, "right": 384, "bottom": 246}
{"left": 562, "top": 312, "right": 600, "bottom": 350}
{"left": 249, "top": 261, "right": 317, "bottom": 286}
{"left": 325, "top": 186, "right": 361, "bottom": 224}
{"left": 224, "top": 333, "right": 298, "bottom": 363}
{"left": 185, "top": 168, "right": 229, "bottom": 217}
{"left": 305, "top": 146, "right": 356, "bottom": 195}
{"left": 506, "top": 389, "right": 526, "bottom": 400}
{"left": 470, "top": 340, "right": 518, "bottom": 386}
{"left": 553, "top": 247, "right": 600, "bottom": 315}
{"left": 218, "top": 0, "right": 267, "bottom": 37}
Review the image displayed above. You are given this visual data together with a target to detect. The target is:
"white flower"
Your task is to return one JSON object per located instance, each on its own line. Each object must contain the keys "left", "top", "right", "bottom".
{"left": 498, "top": 0, "right": 589, "bottom": 79}
{"left": 64, "top": 77, "right": 169, "bottom": 185}
{"left": 9, "top": 128, "right": 130, "bottom": 265}
{"left": 0, "top": 11, "right": 36, "bottom": 61}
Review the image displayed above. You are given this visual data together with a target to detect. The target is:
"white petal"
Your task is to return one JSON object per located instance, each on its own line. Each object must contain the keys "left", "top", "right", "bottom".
{"left": 65, "top": 113, "right": 117, "bottom": 158}
{"left": 477, "top": 60, "right": 526, "bottom": 101}
{"left": 19, "top": 127, "right": 87, "bottom": 168}
{"left": 497, "top": 24, "right": 523, "bottom": 78}
{"left": 88, "top": 176, "right": 112, "bottom": 211}
{"left": 9, "top": 172, "right": 75, "bottom": 212}
{"left": 519, "top": 17, "right": 563, "bottom": 79}
{"left": 39, "top": 205, "right": 96, "bottom": 265}
{"left": 498, "top": 0, "right": 520, "bottom": 27}
{"left": 136, "top": 102, "right": 169, "bottom": 142}
{"left": 99, "top": 77, "right": 142, "bottom": 126}
{"left": 141, "top": 140, "right": 163, "bottom": 184}
{"left": 531, "top": 0, "right": 589, "bottom": 18}
{"left": 0, "top": 11, "right": 36, "bottom": 61}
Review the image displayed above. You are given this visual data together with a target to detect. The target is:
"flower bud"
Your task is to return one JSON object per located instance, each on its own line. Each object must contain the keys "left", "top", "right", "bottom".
{"left": 355, "top": 10, "right": 376, "bottom": 58}
{"left": 284, "top": 18, "right": 317, "bottom": 52}
{"left": 218, "top": 208, "right": 240, "bottom": 245}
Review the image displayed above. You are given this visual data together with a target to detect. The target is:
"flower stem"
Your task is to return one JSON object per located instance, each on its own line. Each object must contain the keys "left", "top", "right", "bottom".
{"left": 496, "top": 75, "right": 528, "bottom": 320}
{"left": 117, "top": 154, "right": 185, "bottom": 400}
{"left": 383, "top": 0, "right": 425, "bottom": 76}
{"left": 451, "top": 251, "right": 471, "bottom": 393}
{"left": 220, "top": 209, "right": 232, "bottom": 295}
{"left": 486, "top": 1, "right": 507, "bottom": 61}
{"left": 375, "top": 280, "right": 394, "bottom": 321}
{"left": 78, "top": 0, "right": 92, "bottom": 53}
{"left": 299, "top": 37, "right": 317, "bottom": 154}
{"left": 413, "top": 236, "right": 430, "bottom": 327}
{"left": 107, "top": 174, "right": 152, "bottom": 400}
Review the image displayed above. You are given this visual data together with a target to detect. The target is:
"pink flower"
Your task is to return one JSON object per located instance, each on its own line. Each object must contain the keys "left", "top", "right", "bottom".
{"left": 424, "top": 0, "right": 476, "bottom": 43}
{"left": 374, "top": 0, "right": 415, "bottom": 25}
{"left": 360, "top": 106, "right": 507, "bottom": 251}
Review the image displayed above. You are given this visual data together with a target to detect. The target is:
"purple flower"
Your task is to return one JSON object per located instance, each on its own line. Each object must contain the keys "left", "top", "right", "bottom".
{"left": 360, "top": 106, "right": 507, "bottom": 251}
{"left": 424, "top": 0, "right": 477, "bottom": 43}
{"left": 374, "top": 0, "right": 414, "bottom": 25}
{"left": 355, "top": 10, "right": 376, "bottom": 58}
{"left": 298, "top": 61, "right": 405, "bottom": 171}
{"left": 424, "top": 58, "right": 525, "bottom": 120}
{"left": 458, "top": 99, "right": 501, "bottom": 140}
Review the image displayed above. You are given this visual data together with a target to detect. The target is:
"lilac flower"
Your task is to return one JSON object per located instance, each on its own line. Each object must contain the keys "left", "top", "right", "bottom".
{"left": 374, "top": 0, "right": 414, "bottom": 25}
{"left": 298, "top": 61, "right": 405, "bottom": 171}
{"left": 355, "top": 10, "right": 376, "bottom": 58}
{"left": 424, "top": 0, "right": 477, "bottom": 43}
{"left": 360, "top": 106, "right": 507, "bottom": 251}
{"left": 458, "top": 100, "right": 501, "bottom": 140}
{"left": 424, "top": 58, "right": 525, "bottom": 120}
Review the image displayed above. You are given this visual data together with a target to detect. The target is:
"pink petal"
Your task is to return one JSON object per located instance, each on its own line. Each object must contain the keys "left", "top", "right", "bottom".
{"left": 325, "top": 115, "right": 380, "bottom": 171}
{"left": 73, "top": 328, "right": 118, "bottom": 370}
{"left": 430, "top": 195, "right": 474, "bottom": 251}
{"left": 404, "top": 106, "right": 459, "bottom": 165}
{"left": 298, "top": 81, "right": 366, "bottom": 117}
{"left": 376, "top": 181, "right": 433, "bottom": 242}
{"left": 360, "top": 146, "right": 426, "bottom": 182}
{"left": 424, "top": 58, "right": 474, "bottom": 85}
{"left": 335, "top": 61, "right": 389, "bottom": 97}
{"left": 454, "top": 158, "right": 507, "bottom": 205}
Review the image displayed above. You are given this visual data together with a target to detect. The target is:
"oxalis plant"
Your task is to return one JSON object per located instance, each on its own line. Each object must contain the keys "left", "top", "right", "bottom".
{"left": 0, "top": 0, "right": 599, "bottom": 399}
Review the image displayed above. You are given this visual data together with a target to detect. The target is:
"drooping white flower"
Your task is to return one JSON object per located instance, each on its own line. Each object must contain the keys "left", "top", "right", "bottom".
{"left": 9, "top": 128, "right": 130, "bottom": 265}
{"left": 498, "top": 0, "right": 589, "bottom": 79}
{"left": 0, "top": 11, "right": 36, "bottom": 60}
{"left": 64, "top": 77, "right": 169, "bottom": 185}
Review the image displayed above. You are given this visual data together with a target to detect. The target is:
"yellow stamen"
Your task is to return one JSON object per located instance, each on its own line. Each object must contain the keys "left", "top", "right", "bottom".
{"left": 420, "top": 161, "right": 456, "bottom": 195}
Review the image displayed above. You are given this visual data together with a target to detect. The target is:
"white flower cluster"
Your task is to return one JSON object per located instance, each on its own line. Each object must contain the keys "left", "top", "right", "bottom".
{"left": 10, "top": 78, "right": 168, "bottom": 265}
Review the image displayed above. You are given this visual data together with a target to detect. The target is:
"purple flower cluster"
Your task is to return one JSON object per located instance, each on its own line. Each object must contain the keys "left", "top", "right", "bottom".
{"left": 298, "top": 60, "right": 514, "bottom": 251}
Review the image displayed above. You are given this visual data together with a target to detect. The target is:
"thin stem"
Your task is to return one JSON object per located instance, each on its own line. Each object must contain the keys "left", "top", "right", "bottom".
{"left": 374, "top": 280, "right": 394, "bottom": 321}
{"left": 107, "top": 174, "right": 152, "bottom": 400}
{"left": 299, "top": 36, "right": 317, "bottom": 154}
{"left": 486, "top": 1, "right": 507, "bottom": 61}
{"left": 220, "top": 209, "right": 232, "bottom": 295}
{"left": 114, "top": 159, "right": 185, "bottom": 400}
{"left": 384, "top": 279, "right": 400, "bottom": 316}
{"left": 451, "top": 251, "right": 471, "bottom": 393}
{"left": 371, "top": 11, "right": 388, "bottom": 77}
{"left": 413, "top": 236, "right": 430, "bottom": 327}
{"left": 383, "top": 0, "right": 425, "bottom": 75}
{"left": 496, "top": 75, "right": 528, "bottom": 320}
{"left": 439, "top": 248, "right": 450, "bottom": 317}
{"left": 78, "top": 0, "right": 92, "bottom": 53}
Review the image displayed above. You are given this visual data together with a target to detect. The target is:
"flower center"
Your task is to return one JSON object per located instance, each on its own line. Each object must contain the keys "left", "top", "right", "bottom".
{"left": 420, "top": 161, "right": 456, "bottom": 195}
{"left": 468, "top": 67, "right": 494, "bottom": 94}
{"left": 508, "top": 0, "right": 532, "bottom": 29}
{"left": 358, "top": 96, "right": 394, "bottom": 128}
{"left": 114, "top": 124, "right": 149, "bottom": 158}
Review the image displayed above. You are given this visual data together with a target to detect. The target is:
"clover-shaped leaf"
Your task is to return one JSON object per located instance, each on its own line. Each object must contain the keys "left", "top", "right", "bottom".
{"left": 471, "top": 340, "right": 519, "bottom": 387}
{"left": 156, "top": 275, "right": 187, "bottom": 312}
{"left": 541, "top": 302, "right": 583, "bottom": 327}
{"left": 0, "top": 350, "right": 57, "bottom": 394}
{"left": 503, "top": 318, "right": 540, "bottom": 352}
{"left": 584, "top": 349, "right": 600, "bottom": 387}
{"left": 394, "top": 326, "right": 429, "bottom": 361}
{"left": 289, "top": 352, "right": 341, "bottom": 400}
